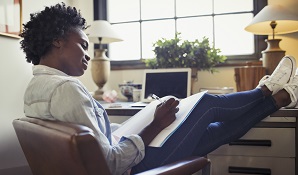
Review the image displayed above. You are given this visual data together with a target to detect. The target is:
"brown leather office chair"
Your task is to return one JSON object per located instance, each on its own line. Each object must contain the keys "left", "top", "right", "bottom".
{"left": 13, "top": 117, "right": 210, "bottom": 175}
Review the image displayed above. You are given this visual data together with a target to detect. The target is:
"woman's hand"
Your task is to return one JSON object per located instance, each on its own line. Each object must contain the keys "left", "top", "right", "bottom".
{"left": 151, "top": 98, "right": 180, "bottom": 131}
{"left": 138, "top": 98, "right": 180, "bottom": 146}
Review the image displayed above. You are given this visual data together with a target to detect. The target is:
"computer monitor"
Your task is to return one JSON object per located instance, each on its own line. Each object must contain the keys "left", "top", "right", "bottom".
{"left": 141, "top": 68, "right": 191, "bottom": 102}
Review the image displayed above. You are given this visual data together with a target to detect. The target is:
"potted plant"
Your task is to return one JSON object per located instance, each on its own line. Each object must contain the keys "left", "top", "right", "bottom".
{"left": 144, "top": 33, "right": 226, "bottom": 74}
{"left": 144, "top": 33, "right": 226, "bottom": 94}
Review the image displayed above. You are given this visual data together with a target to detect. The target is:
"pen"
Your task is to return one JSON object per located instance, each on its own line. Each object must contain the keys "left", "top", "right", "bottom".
{"left": 151, "top": 94, "right": 165, "bottom": 104}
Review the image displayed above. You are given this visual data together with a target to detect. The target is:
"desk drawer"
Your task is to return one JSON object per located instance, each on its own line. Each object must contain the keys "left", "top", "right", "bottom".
{"left": 209, "top": 128, "right": 295, "bottom": 157}
{"left": 208, "top": 155, "right": 295, "bottom": 175}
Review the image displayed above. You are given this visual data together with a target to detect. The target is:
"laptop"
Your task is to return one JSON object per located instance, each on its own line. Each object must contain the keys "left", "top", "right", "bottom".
{"left": 139, "top": 68, "right": 191, "bottom": 103}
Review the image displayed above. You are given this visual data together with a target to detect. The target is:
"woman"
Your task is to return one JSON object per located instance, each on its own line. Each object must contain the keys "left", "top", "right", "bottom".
{"left": 20, "top": 3, "right": 298, "bottom": 175}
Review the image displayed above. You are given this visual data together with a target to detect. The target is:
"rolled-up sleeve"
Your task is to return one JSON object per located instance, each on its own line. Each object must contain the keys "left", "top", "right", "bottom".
{"left": 50, "top": 80, "right": 145, "bottom": 175}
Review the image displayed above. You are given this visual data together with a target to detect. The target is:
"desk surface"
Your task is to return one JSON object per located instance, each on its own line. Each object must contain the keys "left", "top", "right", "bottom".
{"left": 99, "top": 101, "right": 144, "bottom": 116}
{"left": 99, "top": 101, "right": 298, "bottom": 117}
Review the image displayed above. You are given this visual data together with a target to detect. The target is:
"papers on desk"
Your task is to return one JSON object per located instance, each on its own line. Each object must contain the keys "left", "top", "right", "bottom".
{"left": 130, "top": 101, "right": 149, "bottom": 107}
{"left": 200, "top": 87, "right": 234, "bottom": 94}
{"left": 112, "top": 91, "right": 207, "bottom": 147}
{"left": 108, "top": 103, "right": 122, "bottom": 108}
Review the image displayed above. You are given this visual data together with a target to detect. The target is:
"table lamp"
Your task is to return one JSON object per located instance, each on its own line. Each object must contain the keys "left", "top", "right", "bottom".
{"left": 245, "top": 4, "right": 298, "bottom": 74}
{"left": 88, "top": 20, "right": 123, "bottom": 100}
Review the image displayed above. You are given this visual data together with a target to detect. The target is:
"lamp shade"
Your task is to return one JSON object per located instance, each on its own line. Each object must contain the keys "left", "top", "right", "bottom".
{"left": 245, "top": 4, "right": 298, "bottom": 35}
{"left": 88, "top": 20, "right": 123, "bottom": 44}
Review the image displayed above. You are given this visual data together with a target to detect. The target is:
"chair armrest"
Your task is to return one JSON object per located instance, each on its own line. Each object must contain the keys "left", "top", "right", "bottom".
{"left": 135, "top": 157, "right": 210, "bottom": 175}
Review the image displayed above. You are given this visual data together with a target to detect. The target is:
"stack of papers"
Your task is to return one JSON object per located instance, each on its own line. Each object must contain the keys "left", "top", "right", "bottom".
{"left": 200, "top": 87, "right": 234, "bottom": 95}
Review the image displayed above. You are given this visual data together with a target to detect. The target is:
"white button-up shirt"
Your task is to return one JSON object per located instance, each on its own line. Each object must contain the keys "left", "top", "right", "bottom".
{"left": 24, "top": 65, "right": 145, "bottom": 175}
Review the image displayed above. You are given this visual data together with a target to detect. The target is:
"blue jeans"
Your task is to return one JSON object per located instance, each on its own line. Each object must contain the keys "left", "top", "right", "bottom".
{"left": 131, "top": 88, "right": 279, "bottom": 174}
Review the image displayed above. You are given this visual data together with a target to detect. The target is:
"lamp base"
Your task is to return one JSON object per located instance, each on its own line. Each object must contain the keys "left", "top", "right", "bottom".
{"left": 262, "top": 39, "right": 285, "bottom": 75}
{"left": 91, "top": 49, "right": 111, "bottom": 101}
{"left": 93, "top": 89, "right": 104, "bottom": 100}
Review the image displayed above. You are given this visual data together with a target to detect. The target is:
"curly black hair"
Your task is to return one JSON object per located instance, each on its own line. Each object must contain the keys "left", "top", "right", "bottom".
{"left": 20, "top": 2, "right": 88, "bottom": 65}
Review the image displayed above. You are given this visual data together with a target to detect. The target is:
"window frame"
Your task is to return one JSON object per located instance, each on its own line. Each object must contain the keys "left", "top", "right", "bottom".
{"left": 93, "top": 0, "right": 268, "bottom": 70}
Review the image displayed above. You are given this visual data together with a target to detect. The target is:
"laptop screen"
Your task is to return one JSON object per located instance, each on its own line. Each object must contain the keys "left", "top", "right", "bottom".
{"left": 141, "top": 68, "right": 191, "bottom": 102}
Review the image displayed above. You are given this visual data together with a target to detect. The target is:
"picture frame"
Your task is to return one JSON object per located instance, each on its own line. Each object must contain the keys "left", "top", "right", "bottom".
{"left": 0, "top": 0, "right": 22, "bottom": 39}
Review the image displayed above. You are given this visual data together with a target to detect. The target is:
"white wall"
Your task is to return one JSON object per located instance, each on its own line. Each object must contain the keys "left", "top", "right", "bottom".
{"left": 0, "top": 36, "right": 32, "bottom": 170}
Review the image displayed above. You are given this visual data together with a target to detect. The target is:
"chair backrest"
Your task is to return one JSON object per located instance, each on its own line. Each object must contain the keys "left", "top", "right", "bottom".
{"left": 12, "top": 117, "right": 111, "bottom": 175}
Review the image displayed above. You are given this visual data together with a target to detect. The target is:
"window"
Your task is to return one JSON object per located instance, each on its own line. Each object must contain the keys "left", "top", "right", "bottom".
{"left": 94, "top": 0, "right": 267, "bottom": 69}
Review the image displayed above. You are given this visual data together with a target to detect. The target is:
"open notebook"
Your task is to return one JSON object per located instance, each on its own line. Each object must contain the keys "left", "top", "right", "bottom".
{"left": 113, "top": 91, "right": 207, "bottom": 147}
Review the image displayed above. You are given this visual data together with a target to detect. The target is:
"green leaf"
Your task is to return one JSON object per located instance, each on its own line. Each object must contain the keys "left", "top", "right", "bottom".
{"left": 145, "top": 33, "right": 226, "bottom": 73}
